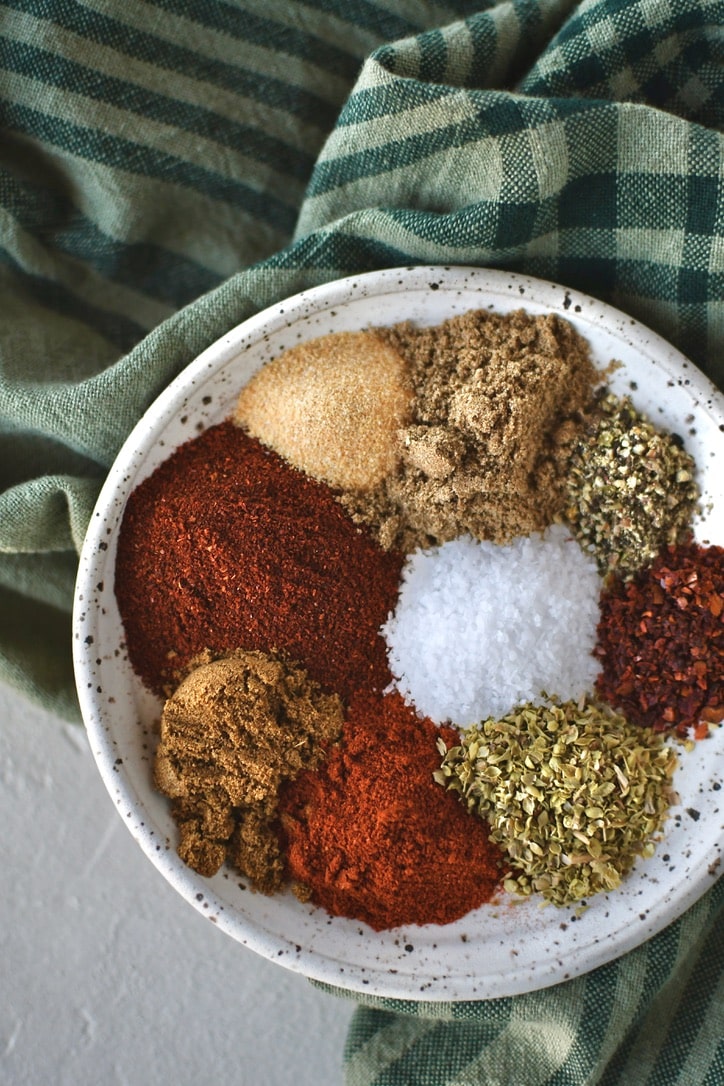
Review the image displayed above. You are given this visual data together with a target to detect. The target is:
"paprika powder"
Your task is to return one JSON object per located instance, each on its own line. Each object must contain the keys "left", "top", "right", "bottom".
{"left": 278, "top": 690, "right": 506, "bottom": 931}
{"left": 115, "top": 421, "right": 403, "bottom": 701}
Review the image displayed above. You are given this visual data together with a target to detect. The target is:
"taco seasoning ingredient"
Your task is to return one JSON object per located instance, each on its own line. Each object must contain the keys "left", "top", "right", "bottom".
{"left": 154, "top": 649, "right": 344, "bottom": 891}
{"left": 565, "top": 391, "right": 700, "bottom": 578}
{"left": 279, "top": 691, "right": 506, "bottom": 930}
{"left": 595, "top": 542, "right": 724, "bottom": 737}
{"left": 234, "top": 330, "right": 412, "bottom": 491}
{"left": 339, "top": 309, "right": 598, "bottom": 551}
{"left": 436, "top": 699, "right": 678, "bottom": 906}
{"left": 115, "top": 421, "right": 403, "bottom": 700}
{"left": 383, "top": 524, "right": 601, "bottom": 726}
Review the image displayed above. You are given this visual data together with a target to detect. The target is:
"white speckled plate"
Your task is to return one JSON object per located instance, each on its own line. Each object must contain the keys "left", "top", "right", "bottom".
{"left": 73, "top": 266, "right": 724, "bottom": 1001}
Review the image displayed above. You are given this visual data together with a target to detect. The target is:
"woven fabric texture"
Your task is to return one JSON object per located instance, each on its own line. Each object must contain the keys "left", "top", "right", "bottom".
{"left": 1, "top": 1, "right": 722, "bottom": 1081}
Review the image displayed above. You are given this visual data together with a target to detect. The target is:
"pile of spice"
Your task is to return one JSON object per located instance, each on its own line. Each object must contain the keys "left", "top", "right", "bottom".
{"left": 595, "top": 542, "right": 724, "bottom": 738}
{"left": 154, "top": 649, "right": 344, "bottom": 892}
{"left": 111, "top": 305, "right": 718, "bottom": 929}
{"left": 234, "top": 330, "right": 412, "bottom": 492}
{"left": 340, "top": 308, "right": 599, "bottom": 551}
{"left": 279, "top": 690, "right": 506, "bottom": 930}
{"left": 232, "top": 310, "right": 599, "bottom": 553}
{"left": 115, "top": 420, "right": 403, "bottom": 701}
{"left": 435, "top": 699, "right": 678, "bottom": 906}
{"left": 565, "top": 391, "right": 700, "bottom": 578}
{"left": 383, "top": 524, "right": 602, "bottom": 725}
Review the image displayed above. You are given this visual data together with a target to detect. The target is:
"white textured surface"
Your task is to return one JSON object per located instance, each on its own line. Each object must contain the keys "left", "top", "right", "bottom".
{"left": 383, "top": 526, "right": 602, "bottom": 725}
{"left": 0, "top": 683, "right": 353, "bottom": 1086}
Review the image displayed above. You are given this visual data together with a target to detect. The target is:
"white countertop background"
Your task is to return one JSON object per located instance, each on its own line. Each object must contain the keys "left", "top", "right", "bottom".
{"left": 0, "top": 683, "right": 354, "bottom": 1086}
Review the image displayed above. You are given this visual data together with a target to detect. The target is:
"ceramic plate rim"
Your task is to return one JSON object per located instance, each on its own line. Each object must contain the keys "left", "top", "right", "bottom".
{"left": 73, "top": 265, "right": 724, "bottom": 1001}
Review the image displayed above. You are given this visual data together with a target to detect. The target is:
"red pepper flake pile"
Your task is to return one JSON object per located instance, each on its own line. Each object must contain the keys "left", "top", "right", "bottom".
{"left": 594, "top": 542, "right": 724, "bottom": 737}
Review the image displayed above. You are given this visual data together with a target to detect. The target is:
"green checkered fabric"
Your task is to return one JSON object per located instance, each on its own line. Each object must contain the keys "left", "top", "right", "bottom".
{"left": 1, "top": 1, "right": 722, "bottom": 1081}
{"left": 331, "top": 876, "right": 724, "bottom": 1084}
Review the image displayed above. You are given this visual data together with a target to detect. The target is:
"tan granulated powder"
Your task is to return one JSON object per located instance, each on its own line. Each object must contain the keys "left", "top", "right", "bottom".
{"left": 154, "top": 648, "right": 344, "bottom": 892}
{"left": 233, "top": 329, "right": 412, "bottom": 491}
{"left": 339, "top": 309, "right": 599, "bottom": 550}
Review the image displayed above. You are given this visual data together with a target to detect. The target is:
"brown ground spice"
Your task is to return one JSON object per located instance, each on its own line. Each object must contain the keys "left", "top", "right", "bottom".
{"left": 154, "top": 648, "right": 344, "bottom": 892}
{"left": 339, "top": 309, "right": 599, "bottom": 551}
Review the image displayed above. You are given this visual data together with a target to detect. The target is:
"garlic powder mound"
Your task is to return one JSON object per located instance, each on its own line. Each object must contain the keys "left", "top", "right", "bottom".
{"left": 234, "top": 330, "right": 412, "bottom": 491}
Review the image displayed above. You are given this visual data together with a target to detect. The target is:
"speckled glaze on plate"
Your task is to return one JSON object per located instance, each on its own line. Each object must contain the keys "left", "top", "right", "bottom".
{"left": 73, "top": 266, "right": 724, "bottom": 1001}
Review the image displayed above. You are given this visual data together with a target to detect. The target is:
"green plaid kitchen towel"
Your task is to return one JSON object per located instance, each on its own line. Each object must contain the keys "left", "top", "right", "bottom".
{"left": 1, "top": 0, "right": 722, "bottom": 1081}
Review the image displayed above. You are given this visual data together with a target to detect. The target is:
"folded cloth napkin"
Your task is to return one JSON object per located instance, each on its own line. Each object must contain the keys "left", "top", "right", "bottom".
{"left": 1, "top": 1, "right": 721, "bottom": 1082}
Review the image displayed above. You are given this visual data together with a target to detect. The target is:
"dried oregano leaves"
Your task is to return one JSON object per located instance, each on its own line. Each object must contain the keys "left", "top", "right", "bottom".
{"left": 435, "top": 700, "right": 678, "bottom": 906}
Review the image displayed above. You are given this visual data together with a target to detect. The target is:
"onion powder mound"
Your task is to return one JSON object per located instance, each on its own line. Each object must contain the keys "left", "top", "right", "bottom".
{"left": 383, "top": 524, "right": 603, "bottom": 726}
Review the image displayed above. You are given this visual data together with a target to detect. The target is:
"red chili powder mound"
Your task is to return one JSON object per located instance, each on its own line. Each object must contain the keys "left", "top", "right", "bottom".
{"left": 595, "top": 542, "right": 724, "bottom": 737}
{"left": 278, "top": 691, "right": 506, "bottom": 931}
{"left": 115, "top": 421, "right": 404, "bottom": 700}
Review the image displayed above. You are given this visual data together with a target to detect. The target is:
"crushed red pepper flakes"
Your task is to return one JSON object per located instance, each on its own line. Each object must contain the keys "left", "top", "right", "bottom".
{"left": 594, "top": 542, "right": 724, "bottom": 738}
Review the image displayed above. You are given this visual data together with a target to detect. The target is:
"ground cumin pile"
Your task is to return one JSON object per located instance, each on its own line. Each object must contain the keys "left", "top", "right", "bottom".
{"left": 339, "top": 309, "right": 599, "bottom": 550}
{"left": 154, "top": 648, "right": 344, "bottom": 893}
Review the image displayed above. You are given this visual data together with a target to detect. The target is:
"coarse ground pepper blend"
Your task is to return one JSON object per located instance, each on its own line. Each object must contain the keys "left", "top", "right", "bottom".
{"left": 565, "top": 391, "right": 700, "bottom": 578}
{"left": 278, "top": 690, "right": 506, "bottom": 930}
{"left": 115, "top": 421, "right": 404, "bottom": 701}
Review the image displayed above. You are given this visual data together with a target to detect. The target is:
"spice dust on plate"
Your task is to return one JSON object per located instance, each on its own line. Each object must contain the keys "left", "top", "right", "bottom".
{"left": 113, "top": 307, "right": 721, "bottom": 927}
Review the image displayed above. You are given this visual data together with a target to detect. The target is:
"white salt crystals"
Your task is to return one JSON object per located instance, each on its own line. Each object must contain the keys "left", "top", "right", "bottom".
{"left": 383, "top": 524, "right": 603, "bottom": 726}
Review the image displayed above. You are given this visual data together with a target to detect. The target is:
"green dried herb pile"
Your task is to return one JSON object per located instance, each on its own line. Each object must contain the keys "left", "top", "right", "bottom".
{"left": 436, "top": 699, "right": 678, "bottom": 907}
{"left": 564, "top": 391, "right": 699, "bottom": 578}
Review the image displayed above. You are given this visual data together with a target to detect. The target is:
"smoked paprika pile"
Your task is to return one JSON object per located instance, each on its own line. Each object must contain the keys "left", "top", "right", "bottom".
{"left": 278, "top": 690, "right": 506, "bottom": 931}
{"left": 595, "top": 542, "right": 724, "bottom": 738}
{"left": 115, "top": 421, "right": 403, "bottom": 701}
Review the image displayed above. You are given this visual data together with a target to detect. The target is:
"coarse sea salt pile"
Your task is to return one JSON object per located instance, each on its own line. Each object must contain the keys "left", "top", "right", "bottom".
{"left": 383, "top": 524, "right": 603, "bottom": 726}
